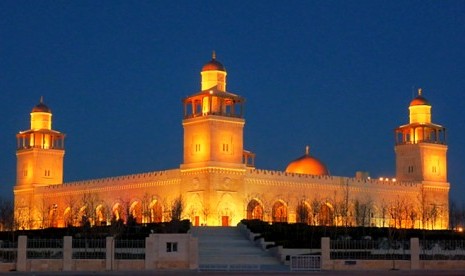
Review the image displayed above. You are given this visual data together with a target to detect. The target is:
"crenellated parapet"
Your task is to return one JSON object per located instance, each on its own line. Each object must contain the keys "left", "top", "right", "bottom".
{"left": 246, "top": 168, "right": 419, "bottom": 189}
{"left": 40, "top": 169, "right": 181, "bottom": 194}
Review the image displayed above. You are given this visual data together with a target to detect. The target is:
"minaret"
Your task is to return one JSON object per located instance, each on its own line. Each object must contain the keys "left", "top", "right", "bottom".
{"left": 15, "top": 98, "right": 65, "bottom": 188}
{"left": 181, "top": 53, "right": 245, "bottom": 169}
{"left": 394, "top": 89, "right": 447, "bottom": 182}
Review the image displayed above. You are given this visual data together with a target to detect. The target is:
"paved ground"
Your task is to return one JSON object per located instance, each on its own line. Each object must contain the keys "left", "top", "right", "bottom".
{"left": 3, "top": 270, "right": 465, "bottom": 276}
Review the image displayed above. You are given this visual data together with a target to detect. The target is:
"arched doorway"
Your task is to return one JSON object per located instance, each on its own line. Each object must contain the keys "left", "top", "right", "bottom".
{"left": 150, "top": 200, "right": 163, "bottom": 223}
{"left": 130, "top": 201, "right": 142, "bottom": 224}
{"left": 96, "top": 205, "right": 107, "bottom": 226}
{"left": 296, "top": 202, "right": 310, "bottom": 224}
{"left": 112, "top": 203, "right": 124, "bottom": 223}
{"left": 63, "top": 207, "right": 72, "bottom": 227}
{"left": 319, "top": 203, "right": 333, "bottom": 226}
{"left": 247, "top": 199, "right": 263, "bottom": 220}
{"left": 272, "top": 201, "right": 287, "bottom": 223}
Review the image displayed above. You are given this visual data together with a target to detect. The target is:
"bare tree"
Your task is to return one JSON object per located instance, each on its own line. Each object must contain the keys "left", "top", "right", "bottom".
{"left": 141, "top": 192, "right": 152, "bottom": 224}
{"left": 81, "top": 191, "right": 101, "bottom": 226}
{"left": 170, "top": 195, "right": 184, "bottom": 221}
{"left": 310, "top": 196, "right": 320, "bottom": 226}
{"left": 380, "top": 200, "right": 389, "bottom": 228}
{"left": 417, "top": 185, "right": 428, "bottom": 229}
{"left": 354, "top": 198, "right": 372, "bottom": 227}
{"left": 0, "top": 197, "right": 14, "bottom": 231}
{"left": 296, "top": 200, "right": 310, "bottom": 224}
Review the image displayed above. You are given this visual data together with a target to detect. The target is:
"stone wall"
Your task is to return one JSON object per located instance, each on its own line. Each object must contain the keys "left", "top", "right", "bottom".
{"left": 7, "top": 234, "right": 197, "bottom": 272}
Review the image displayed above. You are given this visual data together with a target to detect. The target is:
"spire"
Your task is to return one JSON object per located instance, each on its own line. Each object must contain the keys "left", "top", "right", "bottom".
{"left": 305, "top": 145, "right": 310, "bottom": 155}
{"left": 40, "top": 96, "right": 44, "bottom": 104}
{"left": 418, "top": 88, "right": 422, "bottom": 96}
{"left": 212, "top": 50, "right": 216, "bottom": 60}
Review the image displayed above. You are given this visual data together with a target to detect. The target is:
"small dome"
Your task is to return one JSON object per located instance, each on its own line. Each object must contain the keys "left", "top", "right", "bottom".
{"left": 410, "top": 88, "right": 430, "bottom": 106}
{"left": 32, "top": 97, "right": 51, "bottom": 113}
{"left": 202, "top": 51, "right": 226, "bottom": 72}
{"left": 285, "top": 147, "right": 329, "bottom": 176}
{"left": 410, "top": 95, "right": 430, "bottom": 106}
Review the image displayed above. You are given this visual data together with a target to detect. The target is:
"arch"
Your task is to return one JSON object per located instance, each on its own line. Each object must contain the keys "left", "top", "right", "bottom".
{"left": 78, "top": 206, "right": 89, "bottom": 226}
{"left": 149, "top": 200, "right": 163, "bottom": 223}
{"left": 96, "top": 204, "right": 107, "bottom": 226}
{"left": 272, "top": 201, "right": 288, "bottom": 223}
{"left": 319, "top": 203, "right": 333, "bottom": 226}
{"left": 217, "top": 193, "right": 235, "bottom": 226}
{"left": 48, "top": 205, "right": 58, "bottom": 228}
{"left": 130, "top": 201, "right": 142, "bottom": 224}
{"left": 296, "top": 201, "right": 311, "bottom": 224}
{"left": 112, "top": 203, "right": 124, "bottom": 222}
{"left": 247, "top": 199, "right": 264, "bottom": 220}
{"left": 186, "top": 193, "right": 203, "bottom": 226}
{"left": 63, "top": 207, "right": 72, "bottom": 227}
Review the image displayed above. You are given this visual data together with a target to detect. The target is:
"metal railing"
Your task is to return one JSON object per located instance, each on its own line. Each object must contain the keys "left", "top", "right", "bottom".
{"left": 114, "top": 239, "right": 145, "bottom": 260}
{"left": 330, "top": 239, "right": 410, "bottom": 260}
{"left": 27, "top": 239, "right": 63, "bottom": 259}
{"left": 420, "top": 240, "right": 465, "bottom": 260}
{"left": 0, "top": 241, "right": 17, "bottom": 263}
{"left": 290, "top": 255, "right": 321, "bottom": 271}
{"left": 72, "top": 239, "right": 106, "bottom": 259}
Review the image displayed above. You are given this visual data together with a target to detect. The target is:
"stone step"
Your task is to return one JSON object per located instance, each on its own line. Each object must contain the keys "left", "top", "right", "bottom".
{"left": 192, "top": 226, "right": 287, "bottom": 270}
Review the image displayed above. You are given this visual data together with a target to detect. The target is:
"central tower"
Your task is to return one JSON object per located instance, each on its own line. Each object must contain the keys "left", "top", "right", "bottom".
{"left": 181, "top": 53, "right": 246, "bottom": 169}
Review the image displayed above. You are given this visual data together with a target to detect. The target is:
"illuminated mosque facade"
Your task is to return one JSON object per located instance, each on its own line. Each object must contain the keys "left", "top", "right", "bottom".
{"left": 13, "top": 55, "right": 450, "bottom": 229}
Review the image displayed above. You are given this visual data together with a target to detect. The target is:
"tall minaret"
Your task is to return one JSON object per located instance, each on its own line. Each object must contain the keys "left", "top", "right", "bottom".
{"left": 394, "top": 89, "right": 447, "bottom": 182}
{"left": 181, "top": 53, "right": 245, "bottom": 169}
{"left": 15, "top": 98, "right": 65, "bottom": 188}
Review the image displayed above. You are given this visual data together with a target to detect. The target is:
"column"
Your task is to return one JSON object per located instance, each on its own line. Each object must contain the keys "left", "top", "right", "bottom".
{"left": 105, "top": 236, "right": 114, "bottom": 271}
{"left": 63, "top": 236, "right": 72, "bottom": 271}
{"left": 410, "top": 238, "right": 420, "bottom": 270}
{"left": 321, "top": 237, "right": 331, "bottom": 270}
{"left": 145, "top": 234, "right": 154, "bottom": 270}
{"left": 188, "top": 235, "right": 198, "bottom": 269}
{"left": 17, "top": 236, "right": 27, "bottom": 272}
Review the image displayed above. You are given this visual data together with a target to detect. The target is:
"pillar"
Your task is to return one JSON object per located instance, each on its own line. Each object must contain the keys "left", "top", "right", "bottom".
{"left": 188, "top": 235, "right": 198, "bottom": 269}
{"left": 63, "top": 236, "right": 72, "bottom": 271}
{"left": 105, "top": 236, "right": 114, "bottom": 271}
{"left": 410, "top": 238, "right": 420, "bottom": 270}
{"left": 321, "top": 237, "right": 331, "bottom": 270}
{"left": 17, "top": 236, "right": 27, "bottom": 272}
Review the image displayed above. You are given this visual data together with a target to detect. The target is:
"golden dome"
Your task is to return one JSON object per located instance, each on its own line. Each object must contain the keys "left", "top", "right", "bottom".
{"left": 32, "top": 97, "right": 51, "bottom": 113}
{"left": 285, "top": 146, "right": 329, "bottom": 175}
{"left": 202, "top": 51, "right": 226, "bottom": 72}
{"left": 410, "top": 88, "right": 430, "bottom": 106}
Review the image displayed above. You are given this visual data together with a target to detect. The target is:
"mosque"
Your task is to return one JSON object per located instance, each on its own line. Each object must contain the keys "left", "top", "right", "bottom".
{"left": 13, "top": 54, "right": 449, "bottom": 230}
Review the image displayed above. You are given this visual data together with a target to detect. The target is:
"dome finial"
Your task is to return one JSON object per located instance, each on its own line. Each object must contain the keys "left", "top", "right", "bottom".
{"left": 305, "top": 145, "right": 310, "bottom": 155}
{"left": 418, "top": 88, "right": 422, "bottom": 96}
{"left": 40, "top": 96, "right": 44, "bottom": 104}
{"left": 212, "top": 50, "right": 216, "bottom": 60}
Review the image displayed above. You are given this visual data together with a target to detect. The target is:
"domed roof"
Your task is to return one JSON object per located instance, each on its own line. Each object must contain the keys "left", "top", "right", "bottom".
{"left": 285, "top": 146, "right": 329, "bottom": 176}
{"left": 32, "top": 97, "right": 51, "bottom": 113}
{"left": 410, "top": 88, "right": 430, "bottom": 106}
{"left": 202, "top": 51, "right": 226, "bottom": 72}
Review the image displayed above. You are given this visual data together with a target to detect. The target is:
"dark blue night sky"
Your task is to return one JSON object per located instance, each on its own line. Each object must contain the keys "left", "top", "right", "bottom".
{"left": 1, "top": 1, "right": 464, "bottom": 204}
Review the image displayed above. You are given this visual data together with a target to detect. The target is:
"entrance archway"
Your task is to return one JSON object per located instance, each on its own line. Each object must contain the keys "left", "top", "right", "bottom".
{"left": 319, "top": 203, "right": 333, "bottom": 226}
{"left": 247, "top": 199, "right": 263, "bottom": 220}
{"left": 272, "top": 201, "right": 287, "bottom": 223}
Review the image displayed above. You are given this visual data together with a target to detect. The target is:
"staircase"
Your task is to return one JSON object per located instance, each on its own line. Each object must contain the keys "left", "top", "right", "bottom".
{"left": 191, "top": 226, "right": 288, "bottom": 271}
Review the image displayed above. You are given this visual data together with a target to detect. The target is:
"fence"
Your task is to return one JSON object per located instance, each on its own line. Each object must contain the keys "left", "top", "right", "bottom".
{"left": 420, "top": 240, "right": 465, "bottom": 260}
{"left": 5, "top": 234, "right": 197, "bottom": 272}
{"left": 330, "top": 239, "right": 410, "bottom": 260}
{"left": 0, "top": 241, "right": 17, "bottom": 263}
{"left": 290, "top": 255, "right": 321, "bottom": 271}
